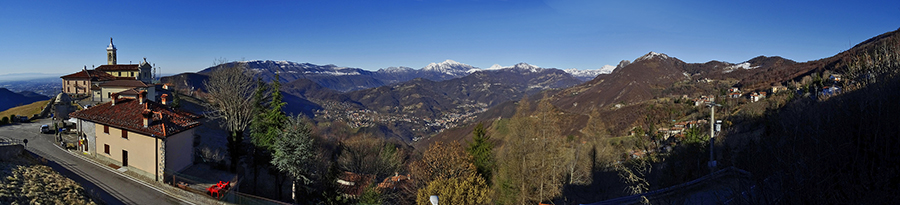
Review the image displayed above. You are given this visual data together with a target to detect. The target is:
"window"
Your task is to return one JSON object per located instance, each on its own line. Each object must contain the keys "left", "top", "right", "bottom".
{"left": 104, "top": 125, "right": 109, "bottom": 134}
{"left": 118, "top": 72, "right": 121, "bottom": 76}
{"left": 104, "top": 144, "right": 110, "bottom": 154}
{"left": 130, "top": 72, "right": 134, "bottom": 77}
{"left": 122, "top": 129, "right": 127, "bottom": 139}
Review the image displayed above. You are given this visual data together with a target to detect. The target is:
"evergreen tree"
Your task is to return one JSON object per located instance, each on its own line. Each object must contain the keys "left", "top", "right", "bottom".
{"left": 272, "top": 115, "right": 318, "bottom": 204}
{"left": 467, "top": 122, "right": 494, "bottom": 185}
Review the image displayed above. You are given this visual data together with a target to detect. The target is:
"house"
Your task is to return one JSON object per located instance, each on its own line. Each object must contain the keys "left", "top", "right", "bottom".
{"left": 771, "top": 85, "right": 788, "bottom": 94}
{"left": 60, "top": 68, "right": 118, "bottom": 96}
{"left": 337, "top": 171, "right": 375, "bottom": 198}
{"left": 69, "top": 91, "right": 201, "bottom": 182}
{"left": 693, "top": 95, "right": 714, "bottom": 106}
{"left": 728, "top": 87, "right": 743, "bottom": 98}
{"left": 377, "top": 173, "right": 410, "bottom": 191}
{"left": 750, "top": 92, "right": 766, "bottom": 102}
{"left": 657, "top": 128, "right": 671, "bottom": 140}
{"left": 96, "top": 80, "right": 148, "bottom": 102}
{"left": 829, "top": 74, "right": 842, "bottom": 82}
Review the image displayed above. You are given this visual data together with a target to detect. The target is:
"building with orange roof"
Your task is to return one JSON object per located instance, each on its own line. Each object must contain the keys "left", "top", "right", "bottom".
{"left": 70, "top": 91, "right": 200, "bottom": 181}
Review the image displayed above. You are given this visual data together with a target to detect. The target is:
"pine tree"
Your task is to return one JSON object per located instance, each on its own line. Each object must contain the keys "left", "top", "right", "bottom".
{"left": 272, "top": 115, "right": 317, "bottom": 204}
{"left": 467, "top": 122, "right": 494, "bottom": 185}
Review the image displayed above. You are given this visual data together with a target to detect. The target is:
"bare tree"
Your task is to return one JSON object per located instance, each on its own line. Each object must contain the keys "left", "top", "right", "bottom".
{"left": 203, "top": 60, "right": 257, "bottom": 171}
{"left": 336, "top": 136, "right": 405, "bottom": 179}
{"left": 496, "top": 95, "right": 567, "bottom": 204}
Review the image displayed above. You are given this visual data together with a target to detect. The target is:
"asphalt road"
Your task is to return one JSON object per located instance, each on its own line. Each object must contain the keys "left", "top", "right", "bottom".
{"left": 0, "top": 118, "right": 191, "bottom": 205}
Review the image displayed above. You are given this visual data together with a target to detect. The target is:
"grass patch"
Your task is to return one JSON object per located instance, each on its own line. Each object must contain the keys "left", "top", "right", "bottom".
{"left": 0, "top": 100, "right": 49, "bottom": 119}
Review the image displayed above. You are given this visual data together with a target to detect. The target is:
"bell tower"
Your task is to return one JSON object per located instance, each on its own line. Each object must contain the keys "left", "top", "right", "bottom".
{"left": 107, "top": 37, "right": 117, "bottom": 65}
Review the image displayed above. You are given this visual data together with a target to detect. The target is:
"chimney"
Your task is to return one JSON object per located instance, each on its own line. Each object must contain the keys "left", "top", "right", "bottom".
{"left": 159, "top": 112, "right": 167, "bottom": 136}
{"left": 139, "top": 90, "right": 148, "bottom": 104}
{"left": 142, "top": 109, "right": 152, "bottom": 128}
{"left": 111, "top": 93, "right": 119, "bottom": 105}
{"left": 161, "top": 94, "right": 169, "bottom": 105}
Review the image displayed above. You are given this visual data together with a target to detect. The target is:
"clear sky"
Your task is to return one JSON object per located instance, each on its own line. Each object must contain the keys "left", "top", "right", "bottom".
{"left": 1, "top": 0, "right": 898, "bottom": 76}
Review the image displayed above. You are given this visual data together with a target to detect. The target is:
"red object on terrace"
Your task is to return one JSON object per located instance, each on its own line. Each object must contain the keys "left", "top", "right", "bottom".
{"left": 207, "top": 181, "right": 230, "bottom": 199}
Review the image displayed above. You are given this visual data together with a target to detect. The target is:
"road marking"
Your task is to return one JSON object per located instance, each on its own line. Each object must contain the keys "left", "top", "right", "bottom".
{"left": 53, "top": 141, "right": 197, "bottom": 205}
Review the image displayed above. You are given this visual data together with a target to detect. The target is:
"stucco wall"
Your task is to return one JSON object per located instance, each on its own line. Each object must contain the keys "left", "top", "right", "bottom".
{"left": 165, "top": 129, "right": 195, "bottom": 174}
{"left": 62, "top": 79, "right": 90, "bottom": 95}
{"left": 77, "top": 119, "right": 97, "bottom": 156}
{"left": 94, "top": 123, "right": 158, "bottom": 175}
{"left": 92, "top": 90, "right": 103, "bottom": 102}
{"left": 100, "top": 87, "right": 131, "bottom": 102}
{"left": 104, "top": 71, "right": 139, "bottom": 78}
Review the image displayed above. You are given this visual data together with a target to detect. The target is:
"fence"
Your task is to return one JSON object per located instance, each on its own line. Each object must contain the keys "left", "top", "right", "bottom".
{"left": 0, "top": 137, "right": 24, "bottom": 145}
{"left": 222, "top": 190, "right": 293, "bottom": 205}
{"left": 171, "top": 172, "right": 291, "bottom": 205}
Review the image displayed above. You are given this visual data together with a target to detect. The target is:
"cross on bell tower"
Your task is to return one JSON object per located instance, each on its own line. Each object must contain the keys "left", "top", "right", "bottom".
{"left": 107, "top": 37, "right": 117, "bottom": 65}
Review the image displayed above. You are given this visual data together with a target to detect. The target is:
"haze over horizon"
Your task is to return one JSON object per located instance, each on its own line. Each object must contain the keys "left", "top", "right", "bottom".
{"left": 1, "top": 0, "right": 898, "bottom": 76}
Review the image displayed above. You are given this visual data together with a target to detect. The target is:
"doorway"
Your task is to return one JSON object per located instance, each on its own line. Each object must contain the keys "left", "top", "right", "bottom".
{"left": 122, "top": 150, "right": 128, "bottom": 167}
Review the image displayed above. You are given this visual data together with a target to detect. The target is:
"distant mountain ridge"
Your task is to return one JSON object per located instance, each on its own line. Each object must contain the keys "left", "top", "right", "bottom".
{"left": 0, "top": 88, "right": 50, "bottom": 113}
{"left": 171, "top": 59, "right": 610, "bottom": 93}
{"left": 276, "top": 64, "right": 584, "bottom": 141}
{"left": 160, "top": 58, "right": 593, "bottom": 141}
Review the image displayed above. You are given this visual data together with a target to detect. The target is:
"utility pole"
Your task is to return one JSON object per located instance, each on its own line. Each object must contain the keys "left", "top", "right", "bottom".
{"left": 707, "top": 102, "right": 721, "bottom": 172}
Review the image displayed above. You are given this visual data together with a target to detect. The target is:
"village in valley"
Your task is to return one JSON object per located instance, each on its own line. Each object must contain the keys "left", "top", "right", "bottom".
{"left": 1, "top": 1, "right": 896, "bottom": 204}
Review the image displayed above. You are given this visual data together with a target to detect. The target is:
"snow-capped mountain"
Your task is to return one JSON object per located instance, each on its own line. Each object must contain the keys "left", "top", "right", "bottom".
{"left": 722, "top": 62, "right": 760, "bottom": 73}
{"left": 478, "top": 63, "right": 543, "bottom": 73}
{"left": 201, "top": 60, "right": 374, "bottom": 83}
{"left": 636, "top": 51, "right": 670, "bottom": 62}
{"left": 564, "top": 65, "right": 615, "bottom": 81}
{"left": 187, "top": 59, "right": 602, "bottom": 92}
{"left": 422, "top": 60, "right": 478, "bottom": 77}
{"left": 377, "top": 66, "right": 415, "bottom": 73}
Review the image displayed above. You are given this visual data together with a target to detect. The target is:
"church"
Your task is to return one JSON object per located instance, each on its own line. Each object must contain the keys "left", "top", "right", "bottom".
{"left": 95, "top": 38, "right": 153, "bottom": 82}
{"left": 60, "top": 38, "right": 157, "bottom": 101}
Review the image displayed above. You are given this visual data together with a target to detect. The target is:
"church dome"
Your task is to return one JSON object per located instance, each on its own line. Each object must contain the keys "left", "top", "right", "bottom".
{"left": 55, "top": 92, "right": 72, "bottom": 104}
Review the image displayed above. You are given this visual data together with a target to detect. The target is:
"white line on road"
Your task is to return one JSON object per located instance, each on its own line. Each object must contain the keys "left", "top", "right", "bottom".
{"left": 52, "top": 142, "right": 197, "bottom": 205}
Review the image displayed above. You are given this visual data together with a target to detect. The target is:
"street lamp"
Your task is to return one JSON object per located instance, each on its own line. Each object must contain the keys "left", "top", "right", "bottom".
{"left": 430, "top": 195, "right": 439, "bottom": 205}
{"left": 707, "top": 102, "right": 721, "bottom": 172}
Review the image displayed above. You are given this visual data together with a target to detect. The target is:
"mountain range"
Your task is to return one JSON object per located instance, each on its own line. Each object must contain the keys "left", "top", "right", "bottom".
{"left": 163, "top": 59, "right": 595, "bottom": 140}
{"left": 0, "top": 88, "right": 49, "bottom": 113}
{"left": 188, "top": 59, "right": 610, "bottom": 92}
{"left": 162, "top": 27, "right": 900, "bottom": 142}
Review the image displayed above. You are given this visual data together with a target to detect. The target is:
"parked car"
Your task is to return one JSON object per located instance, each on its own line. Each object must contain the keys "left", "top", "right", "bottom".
{"left": 40, "top": 125, "right": 51, "bottom": 134}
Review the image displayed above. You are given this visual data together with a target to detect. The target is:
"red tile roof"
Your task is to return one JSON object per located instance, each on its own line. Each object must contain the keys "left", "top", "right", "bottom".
{"left": 96, "top": 64, "right": 140, "bottom": 71}
{"left": 376, "top": 174, "right": 410, "bottom": 190}
{"left": 60, "top": 69, "right": 118, "bottom": 81}
{"left": 337, "top": 172, "right": 374, "bottom": 196}
{"left": 69, "top": 98, "right": 202, "bottom": 138}
{"left": 116, "top": 88, "right": 141, "bottom": 96}
{"left": 100, "top": 80, "right": 148, "bottom": 88}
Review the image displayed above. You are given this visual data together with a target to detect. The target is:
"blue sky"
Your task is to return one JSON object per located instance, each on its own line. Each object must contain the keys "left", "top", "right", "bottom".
{"left": 1, "top": 0, "right": 898, "bottom": 76}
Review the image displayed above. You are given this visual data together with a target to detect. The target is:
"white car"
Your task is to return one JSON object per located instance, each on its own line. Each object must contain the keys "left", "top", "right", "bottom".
{"left": 40, "top": 125, "right": 51, "bottom": 134}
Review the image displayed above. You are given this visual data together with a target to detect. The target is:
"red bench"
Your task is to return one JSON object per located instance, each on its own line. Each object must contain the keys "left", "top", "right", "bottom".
{"left": 207, "top": 181, "right": 230, "bottom": 199}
